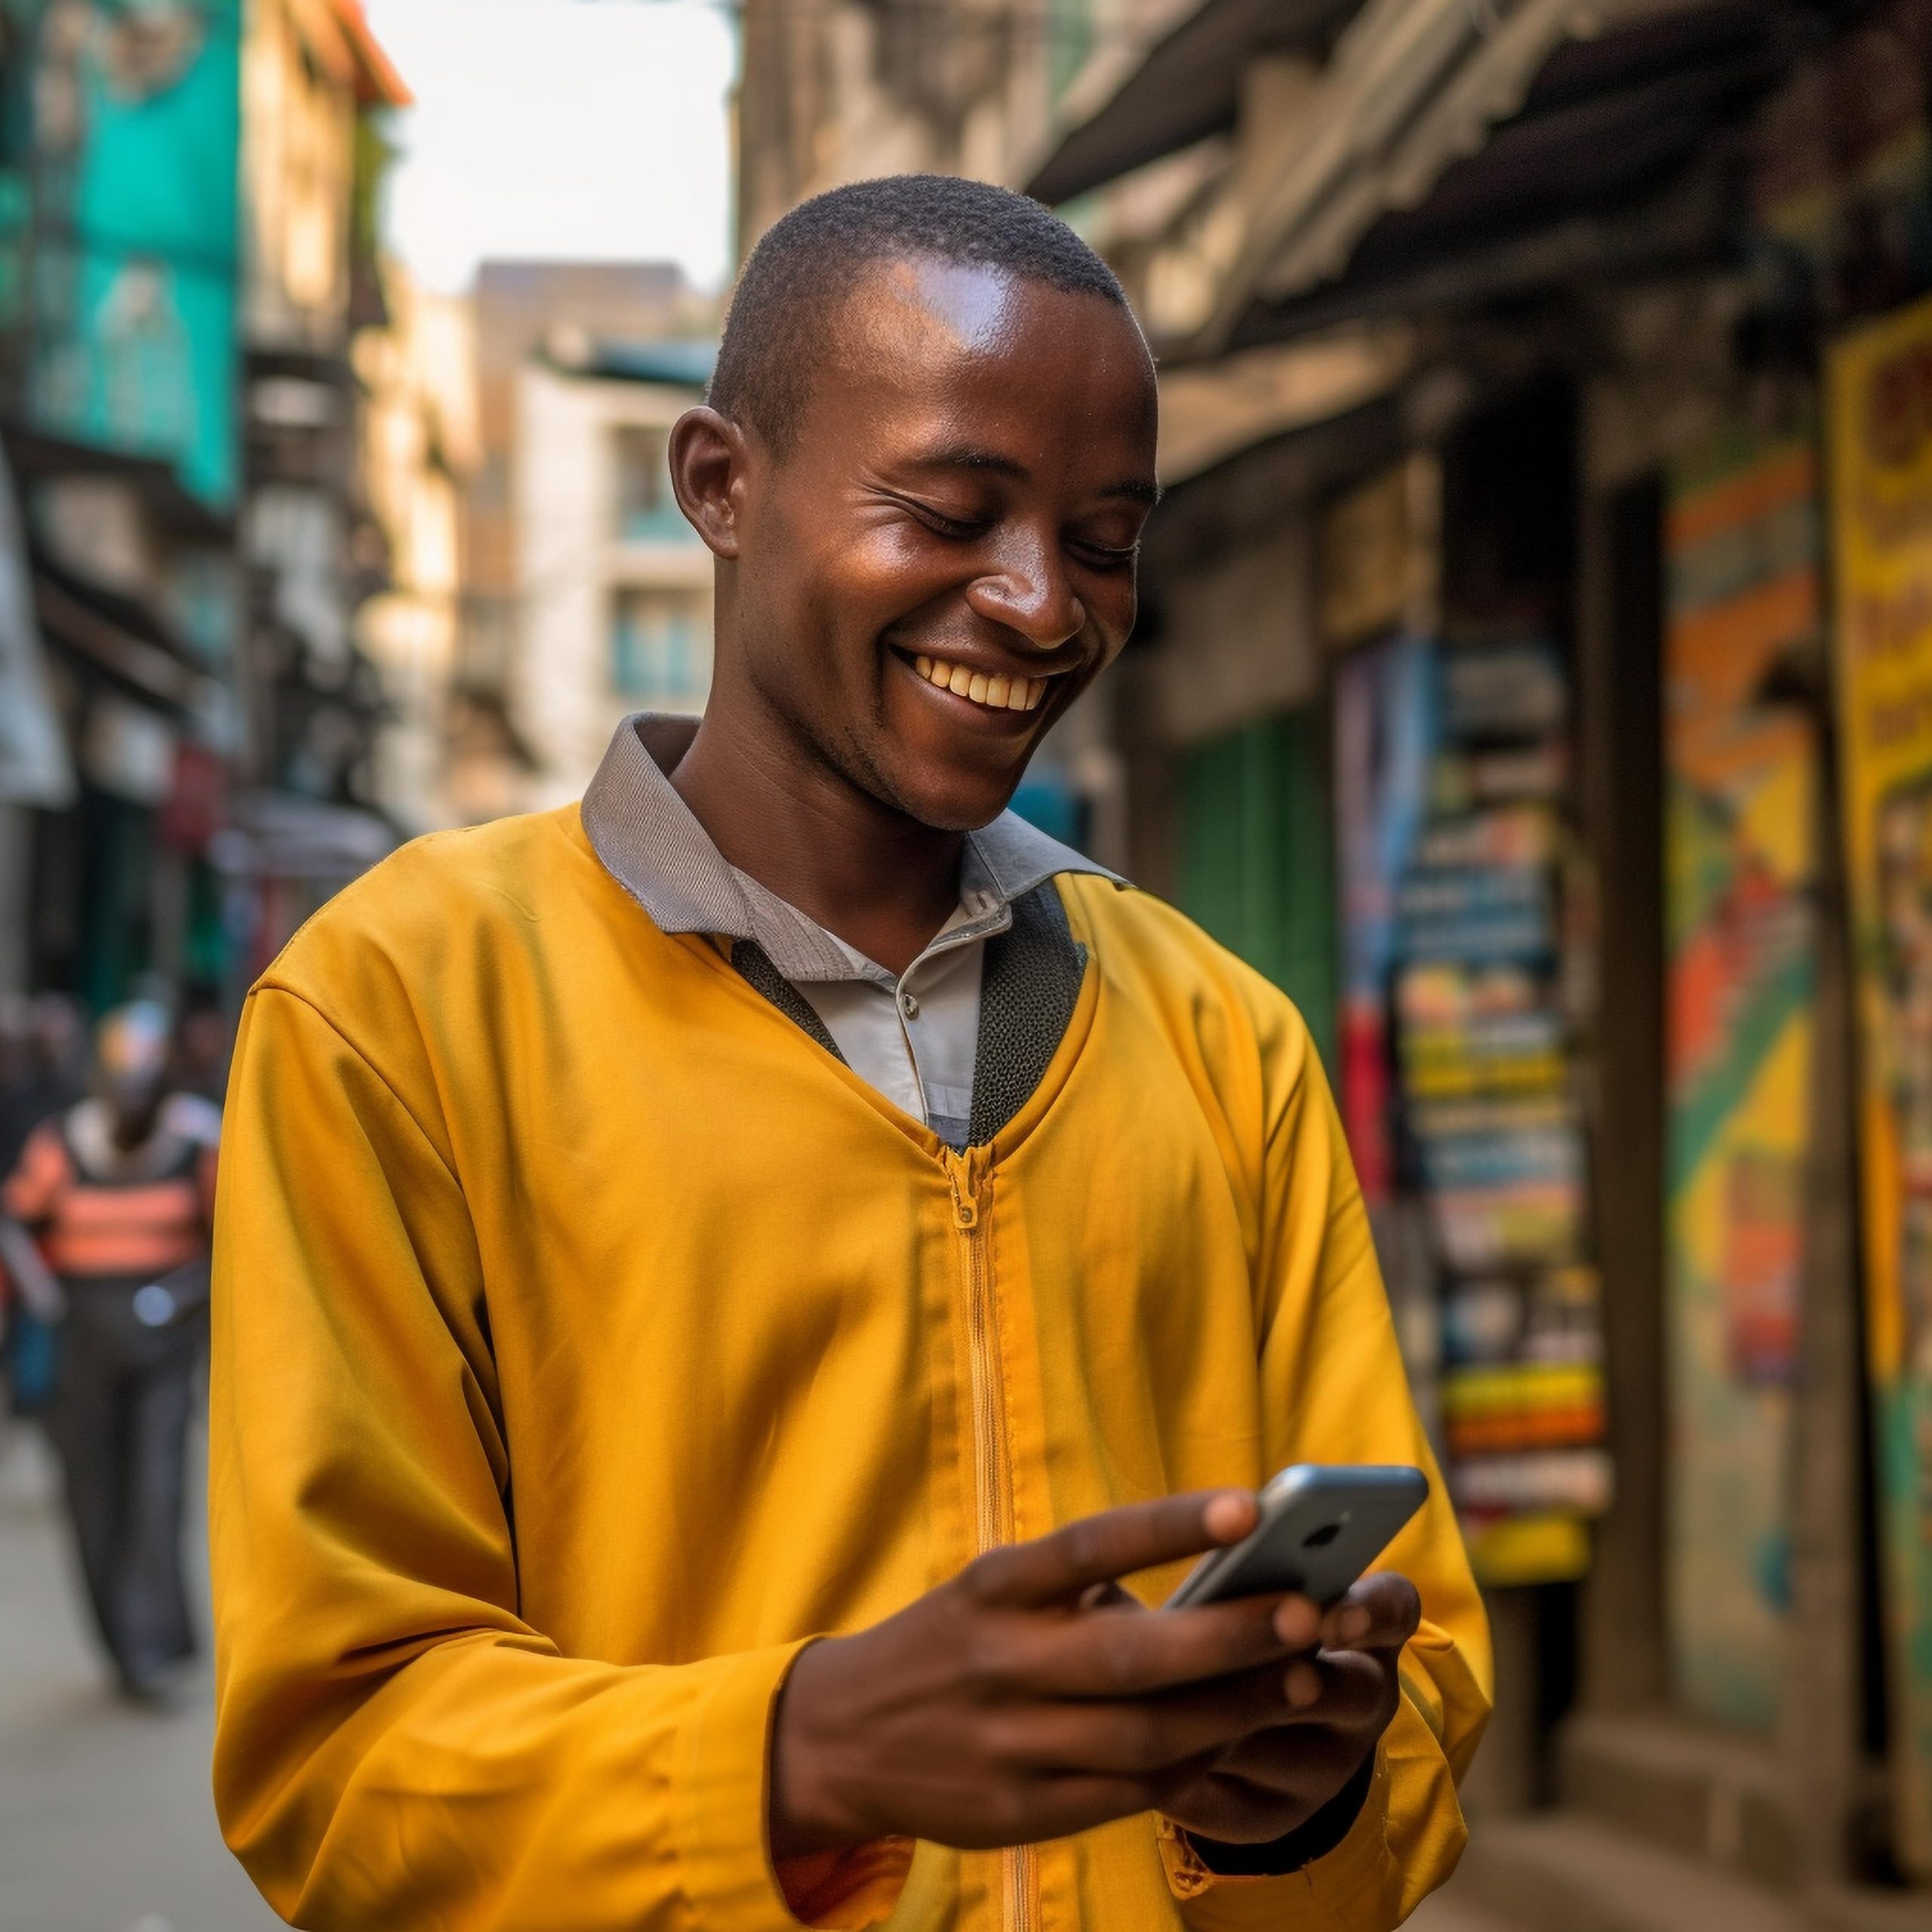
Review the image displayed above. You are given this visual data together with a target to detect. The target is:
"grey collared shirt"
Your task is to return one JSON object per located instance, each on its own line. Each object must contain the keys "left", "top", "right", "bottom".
{"left": 581, "top": 715, "right": 1115, "bottom": 1145}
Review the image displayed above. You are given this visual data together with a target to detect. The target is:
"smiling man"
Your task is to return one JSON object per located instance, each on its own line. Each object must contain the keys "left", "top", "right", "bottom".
{"left": 210, "top": 177, "right": 1488, "bottom": 1932}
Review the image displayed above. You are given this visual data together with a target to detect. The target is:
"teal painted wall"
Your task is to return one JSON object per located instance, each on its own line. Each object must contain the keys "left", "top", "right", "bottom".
{"left": 26, "top": 2, "right": 242, "bottom": 506}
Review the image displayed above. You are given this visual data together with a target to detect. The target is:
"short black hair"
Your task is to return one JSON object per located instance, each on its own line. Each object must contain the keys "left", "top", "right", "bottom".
{"left": 709, "top": 174, "right": 1132, "bottom": 454}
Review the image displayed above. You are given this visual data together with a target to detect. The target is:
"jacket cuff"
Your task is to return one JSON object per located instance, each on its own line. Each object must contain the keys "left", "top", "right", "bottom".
{"left": 1183, "top": 1750, "right": 1377, "bottom": 1875}
{"left": 675, "top": 1639, "right": 912, "bottom": 1931}
{"left": 774, "top": 1839, "right": 918, "bottom": 1929}
{"left": 1157, "top": 1749, "right": 1398, "bottom": 1928}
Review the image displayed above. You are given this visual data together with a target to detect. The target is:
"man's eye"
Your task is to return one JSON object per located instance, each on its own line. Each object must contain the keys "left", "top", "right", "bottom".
{"left": 1073, "top": 540, "right": 1140, "bottom": 570}
{"left": 918, "top": 509, "right": 988, "bottom": 540}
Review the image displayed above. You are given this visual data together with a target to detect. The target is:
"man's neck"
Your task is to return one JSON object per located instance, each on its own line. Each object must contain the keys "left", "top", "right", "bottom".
{"left": 669, "top": 713, "right": 965, "bottom": 977}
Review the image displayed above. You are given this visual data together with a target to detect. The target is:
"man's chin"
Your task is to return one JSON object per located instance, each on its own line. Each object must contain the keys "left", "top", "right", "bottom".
{"left": 869, "top": 752, "right": 1027, "bottom": 835}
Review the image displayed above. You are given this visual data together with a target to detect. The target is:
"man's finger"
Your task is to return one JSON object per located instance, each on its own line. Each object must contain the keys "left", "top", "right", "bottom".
{"left": 970, "top": 1491, "right": 1257, "bottom": 1606}
{"left": 1278, "top": 1649, "right": 1397, "bottom": 1733}
{"left": 1317, "top": 1571, "right": 1421, "bottom": 1655}
{"left": 1009, "top": 1658, "right": 1296, "bottom": 1774}
{"left": 1014, "top": 1590, "right": 1299, "bottom": 1697}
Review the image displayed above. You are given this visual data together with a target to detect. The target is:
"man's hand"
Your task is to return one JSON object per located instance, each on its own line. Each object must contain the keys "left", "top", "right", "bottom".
{"left": 768, "top": 1492, "right": 1417, "bottom": 1860}
{"left": 1157, "top": 1571, "right": 1420, "bottom": 1848}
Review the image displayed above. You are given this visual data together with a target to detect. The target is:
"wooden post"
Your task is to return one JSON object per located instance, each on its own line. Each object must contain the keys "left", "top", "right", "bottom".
{"left": 1574, "top": 469, "right": 1669, "bottom": 1713}
{"left": 1780, "top": 655, "right": 1868, "bottom": 1885}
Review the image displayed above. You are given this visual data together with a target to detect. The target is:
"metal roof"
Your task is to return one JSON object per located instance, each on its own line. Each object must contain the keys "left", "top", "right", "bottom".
{"left": 1226, "top": 0, "right": 1840, "bottom": 347}
{"left": 325, "top": 0, "right": 412, "bottom": 108}
{"left": 1038, "top": 0, "right": 1857, "bottom": 356}
{"left": 1029, "top": 0, "right": 1358, "bottom": 206}
{"left": 540, "top": 335, "right": 718, "bottom": 390}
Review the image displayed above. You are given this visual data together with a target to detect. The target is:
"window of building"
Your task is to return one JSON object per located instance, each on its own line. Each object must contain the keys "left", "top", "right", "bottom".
{"left": 611, "top": 589, "right": 706, "bottom": 708}
{"left": 612, "top": 425, "right": 683, "bottom": 542}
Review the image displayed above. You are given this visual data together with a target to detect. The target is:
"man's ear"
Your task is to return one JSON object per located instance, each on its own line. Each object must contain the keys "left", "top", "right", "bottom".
{"left": 669, "top": 406, "right": 749, "bottom": 561}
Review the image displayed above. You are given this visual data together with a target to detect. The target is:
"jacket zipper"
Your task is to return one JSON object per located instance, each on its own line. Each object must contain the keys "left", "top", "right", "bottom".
{"left": 944, "top": 1149, "right": 1038, "bottom": 1932}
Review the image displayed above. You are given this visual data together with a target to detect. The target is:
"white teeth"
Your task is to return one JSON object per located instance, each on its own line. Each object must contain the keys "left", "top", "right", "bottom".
{"left": 914, "top": 654, "right": 1049, "bottom": 713}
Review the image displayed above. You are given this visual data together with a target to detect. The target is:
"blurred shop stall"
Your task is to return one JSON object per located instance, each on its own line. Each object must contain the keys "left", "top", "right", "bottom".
{"left": 928, "top": 0, "right": 1932, "bottom": 1918}
{"left": 0, "top": 0, "right": 449, "bottom": 1012}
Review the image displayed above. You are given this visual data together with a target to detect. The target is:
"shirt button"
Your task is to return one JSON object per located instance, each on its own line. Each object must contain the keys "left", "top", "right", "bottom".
{"left": 900, "top": 991, "right": 920, "bottom": 1020}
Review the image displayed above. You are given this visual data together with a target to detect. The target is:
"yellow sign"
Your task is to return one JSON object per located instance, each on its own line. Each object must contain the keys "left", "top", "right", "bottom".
{"left": 1829, "top": 294, "right": 1932, "bottom": 1879}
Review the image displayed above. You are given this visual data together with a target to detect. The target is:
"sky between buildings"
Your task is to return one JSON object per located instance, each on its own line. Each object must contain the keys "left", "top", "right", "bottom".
{"left": 364, "top": 0, "right": 740, "bottom": 296}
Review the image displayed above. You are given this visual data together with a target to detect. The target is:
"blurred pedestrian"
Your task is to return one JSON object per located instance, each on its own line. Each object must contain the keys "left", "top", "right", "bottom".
{"left": 0, "top": 1000, "right": 219, "bottom": 1702}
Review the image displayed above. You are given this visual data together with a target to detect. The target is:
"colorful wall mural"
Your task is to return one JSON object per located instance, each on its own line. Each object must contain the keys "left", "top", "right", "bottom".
{"left": 1663, "top": 424, "right": 1822, "bottom": 1730}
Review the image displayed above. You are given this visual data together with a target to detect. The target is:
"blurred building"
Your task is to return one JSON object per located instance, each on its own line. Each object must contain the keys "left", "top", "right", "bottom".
{"left": 741, "top": 0, "right": 1932, "bottom": 1918}
{"left": 232, "top": 0, "right": 409, "bottom": 948}
{"left": 735, "top": 0, "right": 1183, "bottom": 248}
{"left": 456, "top": 263, "right": 715, "bottom": 815}
{"left": 510, "top": 334, "right": 714, "bottom": 811}
{"left": 0, "top": 0, "right": 418, "bottom": 1008}
{"left": 354, "top": 260, "right": 477, "bottom": 833}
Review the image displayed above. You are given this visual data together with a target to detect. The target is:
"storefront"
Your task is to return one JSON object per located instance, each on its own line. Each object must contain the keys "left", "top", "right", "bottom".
{"left": 1062, "top": 0, "right": 1932, "bottom": 1896}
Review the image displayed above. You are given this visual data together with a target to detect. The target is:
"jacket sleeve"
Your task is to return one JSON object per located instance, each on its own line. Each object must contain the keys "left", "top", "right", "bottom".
{"left": 1161, "top": 1006, "right": 1493, "bottom": 1930}
{"left": 210, "top": 985, "right": 904, "bottom": 1932}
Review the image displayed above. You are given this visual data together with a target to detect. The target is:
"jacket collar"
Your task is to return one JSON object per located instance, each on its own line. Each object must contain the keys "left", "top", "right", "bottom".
{"left": 580, "top": 714, "right": 1118, "bottom": 983}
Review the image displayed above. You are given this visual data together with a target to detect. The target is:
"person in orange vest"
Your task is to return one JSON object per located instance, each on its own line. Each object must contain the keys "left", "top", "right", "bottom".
{"left": 211, "top": 177, "right": 1488, "bottom": 1930}
{"left": 2, "top": 999, "right": 219, "bottom": 1701}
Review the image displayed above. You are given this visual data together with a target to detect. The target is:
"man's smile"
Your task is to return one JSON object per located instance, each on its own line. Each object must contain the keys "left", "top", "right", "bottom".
{"left": 908, "top": 650, "right": 1051, "bottom": 713}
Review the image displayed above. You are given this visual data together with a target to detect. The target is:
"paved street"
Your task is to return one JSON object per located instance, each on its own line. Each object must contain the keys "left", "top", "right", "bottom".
{"left": 0, "top": 1422, "right": 277, "bottom": 1932}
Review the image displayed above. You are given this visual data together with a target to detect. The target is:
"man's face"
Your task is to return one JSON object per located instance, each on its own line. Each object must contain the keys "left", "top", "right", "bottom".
{"left": 713, "top": 260, "right": 1158, "bottom": 831}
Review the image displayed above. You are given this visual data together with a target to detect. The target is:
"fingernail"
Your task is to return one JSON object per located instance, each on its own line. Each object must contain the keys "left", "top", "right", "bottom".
{"left": 1286, "top": 1663, "right": 1321, "bottom": 1709}
{"left": 1339, "top": 1607, "right": 1371, "bottom": 1646}
{"left": 1208, "top": 1491, "right": 1257, "bottom": 1539}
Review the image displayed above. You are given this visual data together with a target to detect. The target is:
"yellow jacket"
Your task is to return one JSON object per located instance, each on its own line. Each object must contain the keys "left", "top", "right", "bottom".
{"left": 210, "top": 804, "right": 1490, "bottom": 1932}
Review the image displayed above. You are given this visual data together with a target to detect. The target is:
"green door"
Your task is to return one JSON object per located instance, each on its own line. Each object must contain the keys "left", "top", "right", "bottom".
{"left": 1177, "top": 707, "right": 1338, "bottom": 1074}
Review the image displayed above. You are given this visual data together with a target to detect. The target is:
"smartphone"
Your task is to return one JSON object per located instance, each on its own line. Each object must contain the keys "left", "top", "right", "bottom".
{"left": 1164, "top": 1464, "right": 1429, "bottom": 1611}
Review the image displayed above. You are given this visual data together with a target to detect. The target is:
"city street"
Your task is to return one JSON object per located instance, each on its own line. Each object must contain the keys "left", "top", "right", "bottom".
{"left": 0, "top": 1423, "right": 276, "bottom": 1932}
{"left": 2, "top": 0, "right": 1931, "bottom": 1924}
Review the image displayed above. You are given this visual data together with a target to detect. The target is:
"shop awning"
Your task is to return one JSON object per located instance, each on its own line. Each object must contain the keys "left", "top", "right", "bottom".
{"left": 1029, "top": 0, "right": 1355, "bottom": 207}
{"left": 1157, "top": 326, "right": 1415, "bottom": 484}
{"left": 1224, "top": 0, "right": 1810, "bottom": 348}
{"left": 32, "top": 555, "right": 217, "bottom": 720}
{"left": 1033, "top": 0, "right": 1788, "bottom": 355}
{"left": 1202, "top": 0, "right": 1724, "bottom": 349}
{"left": 2, "top": 422, "right": 233, "bottom": 546}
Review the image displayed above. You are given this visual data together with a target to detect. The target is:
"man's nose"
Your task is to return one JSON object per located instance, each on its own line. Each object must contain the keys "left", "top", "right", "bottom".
{"left": 965, "top": 533, "right": 1085, "bottom": 651}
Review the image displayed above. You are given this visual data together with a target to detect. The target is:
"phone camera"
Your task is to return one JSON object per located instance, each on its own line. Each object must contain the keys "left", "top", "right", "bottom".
{"left": 1303, "top": 1522, "right": 1343, "bottom": 1549}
